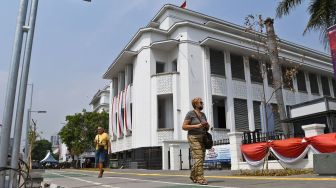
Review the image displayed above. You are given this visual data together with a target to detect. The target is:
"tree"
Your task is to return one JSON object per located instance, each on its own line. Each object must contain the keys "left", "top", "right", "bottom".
{"left": 276, "top": 0, "right": 336, "bottom": 48}
{"left": 31, "top": 139, "right": 52, "bottom": 161}
{"left": 264, "top": 18, "right": 290, "bottom": 137}
{"left": 245, "top": 15, "right": 299, "bottom": 137}
{"left": 58, "top": 110, "right": 109, "bottom": 164}
{"left": 27, "top": 119, "right": 42, "bottom": 169}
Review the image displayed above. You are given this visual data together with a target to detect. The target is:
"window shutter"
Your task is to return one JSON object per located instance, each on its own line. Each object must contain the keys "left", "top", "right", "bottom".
{"left": 321, "top": 76, "right": 330, "bottom": 96}
{"left": 210, "top": 49, "right": 225, "bottom": 76}
{"left": 231, "top": 53, "right": 245, "bottom": 80}
{"left": 253, "top": 101, "right": 261, "bottom": 130}
{"left": 309, "top": 73, "right": 319, "bottom": 94}
{"left": 234, "top": 99, "right": 249, "bottom": 131}
{"left": 250, "top": 58, "right": 263, "bottom": 83}
{"left": 296, "top": 70, "right": 307, "bottom": 92}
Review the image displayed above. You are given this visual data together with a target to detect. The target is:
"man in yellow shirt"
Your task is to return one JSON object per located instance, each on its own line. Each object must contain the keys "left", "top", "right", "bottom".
{"left": 94, "top": 127, "right": 111, "bottom": 178}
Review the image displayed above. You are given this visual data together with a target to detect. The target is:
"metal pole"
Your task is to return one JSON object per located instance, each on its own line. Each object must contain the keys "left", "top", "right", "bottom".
{"left": 24, "top": 109, "right": 31, "bottom": 162}
{"left": 9, "top": 0, "right": 39, "bottom": 185}
{"left": 0, "top": 0, "right": 29, "bottom": 186}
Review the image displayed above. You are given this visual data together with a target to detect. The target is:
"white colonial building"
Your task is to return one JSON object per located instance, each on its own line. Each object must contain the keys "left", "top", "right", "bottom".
{"left": 103, "top": 4, "right": 333, "bottom": 169}
{"left": 89, "top": 85, "right": 110, "bottom": 113}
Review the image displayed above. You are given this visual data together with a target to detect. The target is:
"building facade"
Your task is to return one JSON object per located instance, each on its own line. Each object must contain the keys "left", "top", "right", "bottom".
{"left": 50, "top": 134, "right": 60, "bottom": 154}
{"left": 89, "top": 85, "right": 110, "bottom": 113}
{"left": 103, "top": 4, "right": 332, "bottom": 169}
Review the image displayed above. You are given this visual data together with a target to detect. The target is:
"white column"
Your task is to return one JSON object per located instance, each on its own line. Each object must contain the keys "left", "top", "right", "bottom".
{"left": 162, "top": 142, "right": 169, "bottom": 170}
{"left": 228, "top": 132, "right": 244, "bottom": 170}
{"left": 109, "top": 81, "right": 113, "bottom": 139}
{"left": 328, "top": 77, "right": 334, "bottom": 97}
{"left": 169, "top": 144, "right": 180, "bottom": 170}
{"left": 305, "top": 72, "right": 313, "bottom": 100}
{"left": 317, "top": 75, "right": 323, "bottom": 96}
{"left": 111, "top": 78, "right": 118, "bottom": 140}
{"left": 293, "top": 75, "right": 300, "bottom": 103}
{"left": 118, "top": 72, "right": 125, "bottom": 92}
{"left": 225, "top": 51, "right": 235, "bottom": 131}
{"left": 172, "top": 73, "right": 181, "bottom": 140}
{"left": 244, "top": 57, "right": 255, "bottom": 131}
{"left": 203, "top": 47, "right": 213, "bottom": 127}
{"left": 302, "top": 124, "right": 326, "bottom": 168}
{"left": 111, "top": 77, "right": 118, "bottom": 97}
{"left": 125, "top": 64, "right": 133, "bottom": 87}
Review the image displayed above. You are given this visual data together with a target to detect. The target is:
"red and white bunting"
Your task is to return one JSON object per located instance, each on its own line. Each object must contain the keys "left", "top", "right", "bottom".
{"left": 124, "top": 84, "right": 132, "bottom": 132}
{"left": 117, "top": 91, "right": 124, "bottom": 137}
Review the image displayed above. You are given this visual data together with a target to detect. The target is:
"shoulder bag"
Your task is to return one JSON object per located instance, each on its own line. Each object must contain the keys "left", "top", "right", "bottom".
{"left": 194, "top": 111, "right": 213, "bottom": 149}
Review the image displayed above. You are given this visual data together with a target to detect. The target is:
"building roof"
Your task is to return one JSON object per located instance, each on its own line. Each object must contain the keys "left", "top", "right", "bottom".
{"left": 89, "top": 85, "right": 110, "bottom": 105}
{"left": 103, "top": 4, "right": 332, "bottom": 79}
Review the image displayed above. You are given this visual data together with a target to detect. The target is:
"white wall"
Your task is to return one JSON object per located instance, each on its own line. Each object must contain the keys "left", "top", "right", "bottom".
{"left": 132, "top": 48, "right": 152, "bottom": 148}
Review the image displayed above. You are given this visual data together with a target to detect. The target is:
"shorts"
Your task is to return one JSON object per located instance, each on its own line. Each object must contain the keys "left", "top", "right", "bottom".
{"left": 95, "top": 149, "right": 108, "bottom": 163}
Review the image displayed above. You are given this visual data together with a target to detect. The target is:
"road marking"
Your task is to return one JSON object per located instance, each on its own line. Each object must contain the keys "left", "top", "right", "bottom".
{"left": 105, "top": 176, "right": 238, "bottom": 188}
{"left": 75, "top": 169, "right": 336, "bottom": 182}
{"left": 49, "top": 172, "right": 120, "bottom": 188}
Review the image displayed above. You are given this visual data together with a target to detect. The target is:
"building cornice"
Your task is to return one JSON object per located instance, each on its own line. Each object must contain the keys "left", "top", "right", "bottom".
{"left": 103, "top": 5, "right": 331, "bottom": 79}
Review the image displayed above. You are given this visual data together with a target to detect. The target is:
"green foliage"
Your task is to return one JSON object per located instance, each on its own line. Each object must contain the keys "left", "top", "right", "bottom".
{"left": 31, "top": 139, "right": 52, "bottom": 161}
{"left": 58, "top": 110, "right": 109, "bottom": 156}
{"left": 276, "top": 0, "right": 336, "bottom": 48}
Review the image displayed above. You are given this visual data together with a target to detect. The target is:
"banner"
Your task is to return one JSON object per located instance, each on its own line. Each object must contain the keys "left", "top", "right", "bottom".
{"left": 328, "top": 24, "right": 336, "bottom": 78}
{"left": 205, "top": 145, "right": 231, "bottom": 163}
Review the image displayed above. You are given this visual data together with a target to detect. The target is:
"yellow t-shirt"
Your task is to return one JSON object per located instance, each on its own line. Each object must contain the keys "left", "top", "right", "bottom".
{"left": 95, "top": 132, "right": 109, "bottom": 150}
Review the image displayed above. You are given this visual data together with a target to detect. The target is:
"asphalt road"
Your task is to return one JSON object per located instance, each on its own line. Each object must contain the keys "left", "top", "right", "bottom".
{"left": 42, "top": 169, "right": 336, "bottom": 188}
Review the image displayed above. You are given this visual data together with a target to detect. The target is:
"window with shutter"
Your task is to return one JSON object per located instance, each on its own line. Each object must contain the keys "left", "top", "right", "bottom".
{"left": 309, "top": 73, "right": 319, "bottom": 95}
{"left": 230, "top": 53, "right": 245, "bottom": 80}
{"left": 253, "top": 101, "right": 261, "bottom": 131}
{"left": 234, "top": 98, "right": 249, "bottom": 131}
{"left": 321, "top": 76, "right": 330, "bottom": 96}
{"left": 296, "top": 70, "right": 307, "bottom": 92}
{"left": 210, "top": 49, "right": 225, "bottom": 76}
{"left": 250, "top": 58, "right": 263, "bottom": 83}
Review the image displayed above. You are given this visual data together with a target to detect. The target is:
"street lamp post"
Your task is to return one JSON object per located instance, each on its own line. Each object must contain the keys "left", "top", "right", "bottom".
{"left": 0, "top": 0, "right": 29, "bottom": 186}
{"left": 1, "top": 0, "right": 91, "bottom": 186}
{"left": 9, "top": 0, "right": 39, "bottom": 186}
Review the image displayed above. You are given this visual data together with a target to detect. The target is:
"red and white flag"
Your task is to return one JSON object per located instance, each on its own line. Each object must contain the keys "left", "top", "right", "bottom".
{"left": 180, "top": 1, "right": 186, "bottom": 9}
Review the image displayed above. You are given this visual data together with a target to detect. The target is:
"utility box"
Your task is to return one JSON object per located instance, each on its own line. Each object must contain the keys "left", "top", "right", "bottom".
{"left": 313, "top": 153, "right": 336, "bottom": 175}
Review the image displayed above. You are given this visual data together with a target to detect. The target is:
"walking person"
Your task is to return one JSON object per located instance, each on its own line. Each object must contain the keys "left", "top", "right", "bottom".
{"left": 94, "top": 126, "right": 111, "bottom": 178}
{"left": 182, "top": 97, "right": 210, "bottom": 185}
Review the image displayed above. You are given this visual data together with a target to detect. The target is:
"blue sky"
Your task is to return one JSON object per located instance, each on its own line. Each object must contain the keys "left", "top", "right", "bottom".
{"left": 0, "top": 0, "right": 329, "bottom": 140}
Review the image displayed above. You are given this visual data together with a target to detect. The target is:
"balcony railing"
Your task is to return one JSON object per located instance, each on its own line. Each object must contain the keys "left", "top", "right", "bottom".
{"left": 242, "top": 130, "right": 285, "bottom": 144}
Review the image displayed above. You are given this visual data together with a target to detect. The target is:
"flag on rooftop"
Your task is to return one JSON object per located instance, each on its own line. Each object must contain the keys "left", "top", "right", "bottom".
{"left": 180, "top": 1, "right": 186, "bottom": 9}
